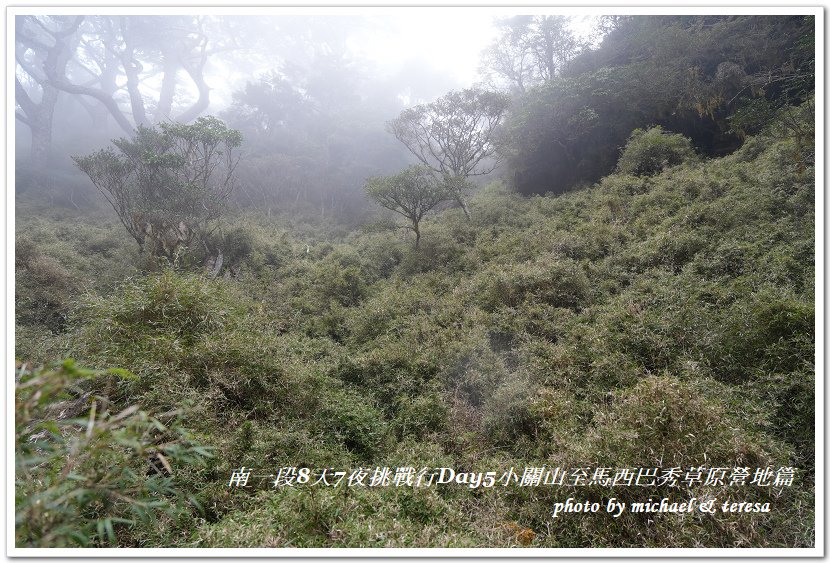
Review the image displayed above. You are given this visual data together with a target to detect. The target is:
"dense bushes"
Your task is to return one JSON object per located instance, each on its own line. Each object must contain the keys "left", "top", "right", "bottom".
{"left": 504, "top": 15, "right": 813, "bottom": 195}
{"left": 16, "top": 112, "right": 814, "bottom": 547}
{"left": 475, "top": 257, "right": 591, "bottom": 311}
{"left": 15, "top": 209, "right": 139, "bottom": 335}
{"left": 15, "top": 238, "right": 76, "bottom": 332}
{"left": 15, "top": 360, "right": 211, "bottom": 547}
{"left": 616, "top": 126, "right": 699, "bottom": 176}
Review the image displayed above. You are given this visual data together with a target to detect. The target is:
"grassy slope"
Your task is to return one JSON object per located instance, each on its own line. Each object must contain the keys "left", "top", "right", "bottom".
{"left": 15, "top": 125, "right": 815, "bottom": 547}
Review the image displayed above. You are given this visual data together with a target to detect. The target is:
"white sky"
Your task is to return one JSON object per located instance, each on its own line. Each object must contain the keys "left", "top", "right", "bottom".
{"left": 349, "top": 12, "right": 501, "bottom": 88}
{"left": 207, "top": 11, "right": 601, "bottom": 109}
{"left": 349, "top": 11, "right": 600, "bottom": 89}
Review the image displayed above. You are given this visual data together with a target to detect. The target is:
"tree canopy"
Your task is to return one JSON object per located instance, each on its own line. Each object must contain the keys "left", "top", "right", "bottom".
{"left": 502, "top": 15, "right": 814, "bottom": 195}
{"left": 73, "top": 116, "right": 242, "bottom": 262}
{"left": 364, "top": 165, "right": 448, "bottom": 248}
{"left": 480, "top": 15, "right": 581, "bottom": 94}
{"left": 387, "top": 88, "right": 510, "bottom": 217}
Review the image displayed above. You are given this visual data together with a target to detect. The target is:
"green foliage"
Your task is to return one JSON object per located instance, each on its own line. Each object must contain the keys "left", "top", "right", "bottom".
{"left": 315, "top": 389, "right": 386, "bottom": 459}
{"left": 481, "top": 15, "right": 580, "bottom": 92}
{"left": 616, "top": 126, "right": 698, "bottom": 176}
{"left": 388, "top": 88, "right": 510, "bottom": 180}
{"left": 193, "top": 483, "right": 484, "bottom": 547}
{"left": 15, "top": 237, "right": 77, "bottom": 332}
{"left": 481, "top": 375, "right": 539, "bottom": 447}
{"left": 708, "top": 288, "right": 814, "bottom": 382}
{"left": 16, "top": 103, "right": 814, "bottom": 548}
{"left": 365, "top": 165, "right": 449, "bottom": 248}
{"left": 79, "top": 269, "right": 240, "bottom": 346}
{"left": 584, "top": 376, "right": 774, "bottom": 467}
{"left": 73, "top": 116, "right": 242, "bottom": 261}
{"left": 549, "top": 376, "right": 805, "bottom": 548}
{"left": 15, "top": 208, "right": 142, "bottom": 364}
{"left": 730, "top": 96, "right": 815, "bottom": 177}
{"left": 505, "top": 15, "right": 813, "bottom": 195}
{"left": 388, "top": 87, "right": 510, "bottom": 218}
{"left": 309, "top": 260, "right": 367, "bottom": 308}
{"left": 15, "top": 360, "right": 211, "bottom": 547}
{"left": 391, "top": 391, "right": 449, "bottom": 440}
{"left": 475, "top": 257, "right": 591, "bottom": 312}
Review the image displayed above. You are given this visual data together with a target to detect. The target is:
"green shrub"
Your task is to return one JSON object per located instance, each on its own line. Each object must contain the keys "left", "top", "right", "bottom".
{"left": 583, "top": 376, "right": 774, "bottom": 467}
{"left": 255, "top": 427, "right": 352, "bottom": 470}
{"left": 176, "top": 327, "right": 331, "bottom": 420}
{"left": 556, "top": 376, "right": 801, "bottom": 548}
{"left": 15, "top": 360, "right": 211, "bottom": 547}
{"left": 354, "top": 233, "right": 406, "bottom": 280}
{"left": 79, "top": 269, "right": 243, "bottom": 346}
{"left": 391, "top": 391, "right": 449, "bottom": 439}
{"left": 73, "top": 116, "right": 242, "bottom": 261}
{"left": 193, "top": 484, "right": 485, "bottom": 548}
{"left": 396, "top": 233, "right": 468, "bottom": 277}
{"left": 311, "top": 262, "right": 367, "bottom": 307}
{"left": 315, "top": 388, "right": 387, "bottom": 459}
{"left": 481, "top": 375, "right": 539, "bottom": 447}
{"left": 766, "top": 370, "right": 815, "bottom": 470}
{"left": 616, "top": 126, "right": 698, "bottom": 176}
{"left": 475, "top": 257, "right": 591, "bottom": 312}
{"left": 441, "top": 335, "right": 509, "bottom": 409}
{"left": 708, "top": 288, "right": 814, "bottom": 381}
{"left": 330, "top": 342, "right": 440, "bottom": 412}
{"left": 15, "top": 238, "right": 76, "bottom": 332}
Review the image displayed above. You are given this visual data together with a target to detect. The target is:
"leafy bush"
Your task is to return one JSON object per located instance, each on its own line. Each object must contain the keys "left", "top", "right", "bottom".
{"left": 396, "top": 234, "right": 467, "bottom": 277}
{"left": 391, "top": 391, "right": 449, "bottom": 439}
{"left": 193, "top": 484, "right": 485, "bottom": 548}
{"left": 310, "top": 262, "right": 367, "bottom": 307}
{"left": 442, "top": 334, "right": 510, "bottom": 409}
{"left": 583, "top": 376, "right": 775, "bottom": 467}
{"left": 616, "top": 126, "right": 698, "bottom": 176}
{"left": 330, "top": 342, "right": 440, "bottom": 410}
{"left": 555, "top": 376, "right": 802, "bottom": 548}
{"left": 15, "top": 360, "right": 211, "bottom": 547}
{"left": 79, "top": 269, "right": 242, "bottom": 346}
{"left": 707, "top": 288, "right": 814, "bottom": 382}
{"left": 481, "top": 375, "right": 539, "bottom": 447}
{"left": 314, "top": 389, "right": 386, "bottom": 459}
{"left": 15, "top": 238, "right": 77, "bottom": 332}
{"left": 73, "top": 116, "right": 242, "bottom": 261}
{"left": 475, "top": 257, "right": 591, "bottom": 312}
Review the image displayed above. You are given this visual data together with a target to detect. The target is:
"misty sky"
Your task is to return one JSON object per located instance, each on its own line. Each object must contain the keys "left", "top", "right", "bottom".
{"left": 204, "top": 11, "right": 501, "bottom": 109}
{"left": 206, "top": 11, "right": 599, "bottom": 109}
{"left": 15, "top": 10, "right": 602, "bottom": 155}
{"left": 351, "top": 12, "right": 499, "bottom": 89}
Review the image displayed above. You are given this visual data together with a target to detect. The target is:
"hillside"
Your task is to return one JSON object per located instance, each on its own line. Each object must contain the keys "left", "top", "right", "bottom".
{"left": 15, "top": 102, "right": 815, "bottom": 547}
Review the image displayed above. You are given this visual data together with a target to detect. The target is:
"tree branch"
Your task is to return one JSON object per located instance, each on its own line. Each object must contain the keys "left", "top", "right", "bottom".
{"left": 47, "top": 76, "right": 135, "bottom": 134}
{"left": 175, "top": 37, "right": 211, "bottom": 123}
{"left": 15, "top": 111, "right": 32, "bottom": 127}
{"left": 15, "top": 77, "right": 37, "bottom": 117}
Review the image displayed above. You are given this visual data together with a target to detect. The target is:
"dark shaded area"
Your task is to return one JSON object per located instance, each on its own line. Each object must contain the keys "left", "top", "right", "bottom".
{"left": 505, "top": 15, "right": 814, "bottom": 195}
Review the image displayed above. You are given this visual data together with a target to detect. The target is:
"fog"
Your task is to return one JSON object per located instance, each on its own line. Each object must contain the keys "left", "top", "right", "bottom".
{"left": 13, "top": 10, "right": 817, "bottom": 550}
{"left": 14, "top": 11, "right": 599, "bottom": 218}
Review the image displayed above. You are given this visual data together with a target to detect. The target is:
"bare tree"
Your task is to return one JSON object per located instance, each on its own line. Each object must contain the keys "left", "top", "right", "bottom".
{"left": 59, "top": 16, "right": 218, "bottom": 133}
{"left": 15, "top": 14, "right": 233, "bottom": 161}
{"left": 387, "top": 88, "right": 509, "bottom": 218}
